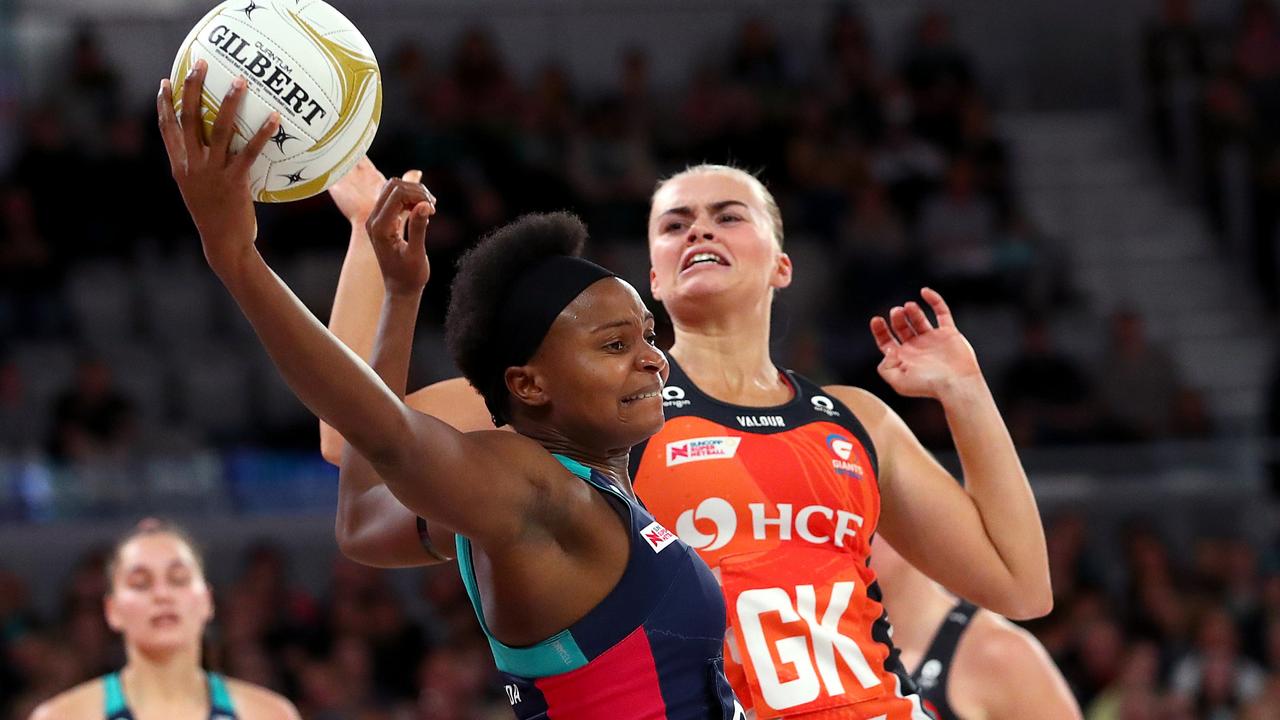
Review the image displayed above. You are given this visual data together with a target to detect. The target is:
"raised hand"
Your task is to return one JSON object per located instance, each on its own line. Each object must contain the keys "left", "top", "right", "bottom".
{"left": 364, "top": 178, "right": 436, "bottom": 296}
{"left": 157, "top": 59, "right": 279, "bottom": 274}
{"left": 329, "top": 156, "right": 423, "bottom": 226}
{"left": 869, "top": 288, "right": 982, "bottom": 400}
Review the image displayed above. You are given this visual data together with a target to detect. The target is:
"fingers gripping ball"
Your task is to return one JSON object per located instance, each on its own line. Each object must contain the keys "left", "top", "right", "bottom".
{"left": 170, "top": 0, "right": 381, "bottom": 202}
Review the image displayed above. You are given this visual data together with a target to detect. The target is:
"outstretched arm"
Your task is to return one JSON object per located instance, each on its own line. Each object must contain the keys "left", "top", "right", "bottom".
{"left": 158, "top": 63, "right": 533, "bottom": 546}
{"left": 830, "top": 289, "right": 1051, "bottom": 619}
{"left": 321, "top": 161, "right": 491, "bottom": 566}
{"left": 334, "top": 176, "right": 452, "bottom": 567}
{"left": 320, "top": 158, "right": 420, "bottom": 463}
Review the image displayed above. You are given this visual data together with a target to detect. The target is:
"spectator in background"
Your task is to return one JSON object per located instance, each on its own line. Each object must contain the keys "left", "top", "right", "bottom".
{"left": 728, "top": 17, "right": 787, "bottom": 94}
{"left": 1096, "top": 310, "right": 1184, "bottom": 441}
{"left": 1171, "top": 605, "right": 1266, "bottom": 717}
{"left": 59, "top": 27, "right": 121, "bottom": 155}
{"left": 872, "top": 82, "right": 948, "bottom": 218}
{"left": 46, "top": 357, "right": 135, "bottom": 463}
{"left": 1001, "top": 315, "right": 1100, "bottom": 445}
{"left": 822, "top": 6, "right": 884, "bottom": 143}
{"left": 829, "top": 182, "right": 917, "bottom": 331}
{"left": 785, "top": 93, "right": 865, "bottom": 239}
{"left": 1142, "top": 0, "right": 1208, "bottom": 168}
{"left": 901, "top": 10, "right": 974, "bottom": 152}
{"left": 0, "top": 356, "right": 33, "bottom": 453}
{"left": 0, "top": 187, "right": 59, "bottom": 339}
{"left": 565, "top": 97, "right": 657, "bottom": 240}
{"left": 918, "top": 157, "right": 1002, "bottom": 304}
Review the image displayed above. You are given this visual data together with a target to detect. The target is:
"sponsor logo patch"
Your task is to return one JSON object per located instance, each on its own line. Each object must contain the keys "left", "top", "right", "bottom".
{"left": 666, "top": 436, "right": 742, "bottom": 466}
{"left": 810, "top": 395, "right": 841, "bottom": 417}
{"left": 641, "top": 521, "right": 680, "bottom": 553}
{"left": 662, "top": 385, "right": 691, "bottom": 409}
{"left": 825, "top": 433, "right": 863, "bottom": 479}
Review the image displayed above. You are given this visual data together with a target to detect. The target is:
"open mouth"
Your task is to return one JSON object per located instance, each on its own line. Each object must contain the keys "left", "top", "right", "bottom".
{"left": 621, "top": 389, "right": 661, "bottom": 405}
{"left": 680, "top": 250, "right": 729, "bottom": 272}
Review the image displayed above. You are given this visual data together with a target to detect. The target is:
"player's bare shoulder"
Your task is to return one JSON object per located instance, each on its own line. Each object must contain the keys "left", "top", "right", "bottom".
{"left": 28, "top": 678, "right": 103, "bottom": 720}
{"left": 821, "top": 384, "right": 889, "bottom": 425}
{"left": 225, "top": 678, "right": 302, "bottom": 720}
{"left": 958, "top": 611, "right": 1082, "bottom": 718}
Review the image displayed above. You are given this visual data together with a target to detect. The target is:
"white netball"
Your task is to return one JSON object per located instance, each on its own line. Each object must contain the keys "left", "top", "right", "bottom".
{"left": 170, "top": 0, "right": 381, "bottom": 203}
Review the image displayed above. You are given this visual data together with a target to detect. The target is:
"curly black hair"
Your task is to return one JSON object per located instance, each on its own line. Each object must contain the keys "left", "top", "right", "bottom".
{"left": 445, "top": 211, "right": 589, "bottom": 425}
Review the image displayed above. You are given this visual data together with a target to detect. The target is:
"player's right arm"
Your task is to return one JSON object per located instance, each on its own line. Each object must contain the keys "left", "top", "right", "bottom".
{"left": 159, "top": 64, "right": 538, "bottom": 548}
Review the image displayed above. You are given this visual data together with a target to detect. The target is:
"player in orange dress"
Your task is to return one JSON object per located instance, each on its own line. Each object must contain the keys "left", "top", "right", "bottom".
{"left": 320, "top": 161, "right": 1052, "bottom": 719}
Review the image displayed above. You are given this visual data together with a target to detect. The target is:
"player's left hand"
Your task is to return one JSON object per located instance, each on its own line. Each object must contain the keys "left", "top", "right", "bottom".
{"left": 157, "top": 59, "right": 279, "bottom": 274}
{"left": 365, "top": 178, "right": 435, "bottom": 296}
{"left": 870, "top": 288, "right": 983, "bottom": 400}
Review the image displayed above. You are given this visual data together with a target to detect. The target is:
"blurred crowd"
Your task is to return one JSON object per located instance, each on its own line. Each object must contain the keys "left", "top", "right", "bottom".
{"left": 3, "top": 513, "right": 1280, "bottom": 719}
{"left": 1143, "top": 0, "right": 1280, "bottom": 309}
{"left": 0, "top": 4, "right": 1236, "bottom": 466}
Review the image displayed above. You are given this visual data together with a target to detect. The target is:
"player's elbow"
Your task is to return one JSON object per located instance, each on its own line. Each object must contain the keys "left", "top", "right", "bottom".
{"left": 1002, "top": 585, "right": 1053, "bottom": 620}
{"left": 319, "top": 422, "right": 344, "bottom": 466}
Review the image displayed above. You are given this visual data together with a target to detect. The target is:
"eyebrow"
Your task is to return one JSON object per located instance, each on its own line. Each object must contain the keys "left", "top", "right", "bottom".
{"left": 656, "top": 200, "right": 750, "bottom": 220}
{"left": 591, "top": 313, "right": 655, "bottom": 333}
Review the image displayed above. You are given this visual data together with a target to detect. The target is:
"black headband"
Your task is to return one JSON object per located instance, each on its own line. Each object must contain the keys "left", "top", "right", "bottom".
{"left": 486, "top": 255, "right": 616, "bottom": 423}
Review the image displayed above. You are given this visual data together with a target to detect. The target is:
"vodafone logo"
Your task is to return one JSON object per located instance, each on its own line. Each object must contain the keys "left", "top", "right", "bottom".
{"left": 640, "top": 521, "right": 679, "bottom": 553}
{"left": 676, "top": 498, "right": 864, "bottom": 551}
{"left": 666, "top": 436, "right": 741, "bottom": 466}
{"left": 826, "top": 433, "right": 863, "bottom": 479}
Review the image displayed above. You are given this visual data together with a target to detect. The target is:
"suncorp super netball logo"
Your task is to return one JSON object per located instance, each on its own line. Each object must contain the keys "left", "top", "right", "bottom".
{"left": 826, "top": 433, "right": 863, "bottom": 479}
{"left": 666, "top": 436, "right": 741, "bottom": 466}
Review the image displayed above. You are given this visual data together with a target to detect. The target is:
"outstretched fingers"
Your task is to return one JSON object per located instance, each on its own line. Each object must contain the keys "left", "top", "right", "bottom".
{"left": 209, "top": 77, "right": 247, "bottom": 166}
{"left": 367, "top": 180, "right": 432, "bottom": 245}
{"left": 870, "top": 315, "right": 898, "bottom": 354}
{"left": 157, "top": 80, "right": 186, "bottom": 175}
{"left": 889, "top": 305, "right": 916, "bottom": 342}
{"left": 366, "top": 180, "right": 406, "bottom": 244}
{"left": 921, "top": 287, "right": 955, "bottom": 328}
{"left": 904, "top": 301, "right": 934, "bottom": 335}
{"left": 406, "top": 201, "right": 433, "bottom": 254}
{"left": 180, "top": 59, "right": 208, "bottom": 159}
{"left": 232, "top": 111, "right": 280, "bottom": 177}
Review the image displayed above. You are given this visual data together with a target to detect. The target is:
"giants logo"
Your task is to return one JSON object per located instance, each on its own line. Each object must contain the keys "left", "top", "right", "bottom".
{"left": 826, "top": 433, "right": 863, "bottom": 479}
{"left": 676, "top": 498, "right": 864, "bottom": 552}
{"left": 666, "top": 436, "right": 741, "bottom": 466}
{"left": 640, "top": 521, "right": 679, "bottom": 553}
